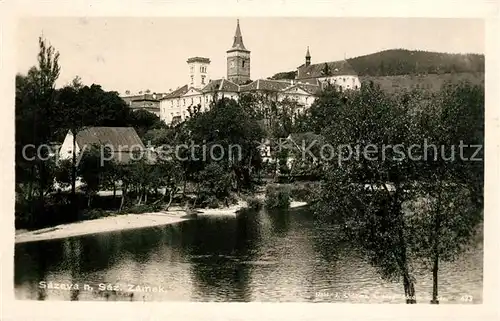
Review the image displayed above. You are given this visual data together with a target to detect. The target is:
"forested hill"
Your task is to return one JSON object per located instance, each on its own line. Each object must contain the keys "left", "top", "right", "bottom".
{"left": 269, "top": 49, "right": 484, "bottom": 79}
{"left": 347, "top": 49, "right": 484, "bottom": 76}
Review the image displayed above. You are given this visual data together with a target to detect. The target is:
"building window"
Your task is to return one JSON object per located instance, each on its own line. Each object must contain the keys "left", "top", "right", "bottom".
{"left": 201, "top": 75, "right": 206, "bottom": 85}
{"left": 242, "top": 60, "right": 245, "bottom": 68}
{"left": 190, "top": 98, "right": 193, "bottom": 105}
{"left": 190, "top": 75, "right": 194, "bottom": 85}
{"left": 183, "top": 99, "right": 185, "bottom": 106}
{"left": 190, "top": 66, "right": 194, "bottom": 73}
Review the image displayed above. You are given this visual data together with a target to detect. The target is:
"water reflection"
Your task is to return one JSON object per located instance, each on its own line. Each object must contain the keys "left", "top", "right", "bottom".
{"left": 14, "top": 207, "right": 482, "bottom": 303}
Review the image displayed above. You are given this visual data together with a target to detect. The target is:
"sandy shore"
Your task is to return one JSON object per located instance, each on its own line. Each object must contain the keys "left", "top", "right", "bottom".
{"left": 197, "top": 200, "right": 307, "bottom": 216}
{"left": 197, "top": 200, "right": 248, "bottom": 216}
{"left": 15, "top": 199, "right": 308, "bottom": 244}
{"left": 290, "top": 201, "right": 308, "bottom": 208}
{"left": 15, "top": 211, "right": 188, "bottom": 244}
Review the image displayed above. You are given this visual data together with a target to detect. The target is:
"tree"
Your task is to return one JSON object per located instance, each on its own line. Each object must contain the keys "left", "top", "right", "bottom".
{"left": 78, "top": 145, "right": 106, "bottom": 207}
{"left": 130, "top": 109, "right": 166, "bottom": 139}
{"left": 129, "top": 154, "right": 155, "bottom": 206}
{"left": 194, "top": 162, "right": 233, "bottom": 208}
{"left": 408, "top": 81, "right": 484, "bottom": 303}
{"left": 153, "top": 155, "right": 184, "bottom": 211}
{"left": 322, "top": 63, "right": 331, "bottom": 77}
{"left": 186, "top": 98, "right": 265, "bottom": 192}
{"left": 298, "top": 83, "right": 346, "bottom": 134}
{"left": 314, "top": 83, "right": 422, "bottom": 303}
{"left": 15, "top": 36, "right": 60, "bottom": 218}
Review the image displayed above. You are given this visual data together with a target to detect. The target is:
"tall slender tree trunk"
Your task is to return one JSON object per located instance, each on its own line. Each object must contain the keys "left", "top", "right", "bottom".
{"left": 431, "top": 186, "right": 442, "bottom": 304}
{"left": 120, "top": 184, "right": 127, "bottom": 211}
{"left": 71, "top": 131, "right": 77, "bottom": 215}
{"left": 431, "top": 253, "right": 439, "bottom": 304}
{"left": 27, "top": 166, "right": 34, "bottom": 201}
{"left": 403, "top": 272, "right": 417, "bottom": 304}
{"left": 182, "top": 179, "right": 187, "bottom": 199}
{"left": 393, "top": 185, "right": 417, "bottom": 304}
{"left": 164, "top": 189, "right": 174, "bottom": 211}
{"left": 87, "top": 194, "right": 92, "bottom": 208}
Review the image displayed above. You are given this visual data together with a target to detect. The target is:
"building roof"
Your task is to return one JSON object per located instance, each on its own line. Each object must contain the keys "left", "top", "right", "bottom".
{"left": 227, "top": 19, "right": 249, "bottom": 53}
{"left": 240, "top": 79, "right": 293, "bottom": 92}
{"left": 201, "top": 79, "right": 240, "bottom": 93}
{"left": 122, "top": 93, "right": 169, "bottom": 102}
{"left": 160, "top": 79, "right": 322, "bottom": 99}
{"left": 162, "top": 85, "right": 189, "bottom": 99}
{"left": 74, "top": 127, "right": 145, "bottom": 153}
{"left": 297, "top": 60, "right": 358, "bottom": 79}
{"left": 187, "top": 57, "right": 211, "bottom": 64}
{"left": 283, "top": 83, "right": 322, "bottom": 95}
{"left": 299, "top": 83, "right": 322, "bottom": 95}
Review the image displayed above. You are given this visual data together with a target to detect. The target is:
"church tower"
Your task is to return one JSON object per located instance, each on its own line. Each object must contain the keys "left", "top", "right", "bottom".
{"left": 227, "top": 19, "right": 250, "bottom": 85}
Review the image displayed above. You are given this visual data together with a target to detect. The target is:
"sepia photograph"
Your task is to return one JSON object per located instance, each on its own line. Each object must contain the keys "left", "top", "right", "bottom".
{"left": 12, "top": 16, "right": 485, "bottom": 305}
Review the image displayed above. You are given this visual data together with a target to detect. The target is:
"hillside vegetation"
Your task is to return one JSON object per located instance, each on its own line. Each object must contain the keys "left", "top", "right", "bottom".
{"left": 270, "top": 49, "right": 484, "bottom": 79}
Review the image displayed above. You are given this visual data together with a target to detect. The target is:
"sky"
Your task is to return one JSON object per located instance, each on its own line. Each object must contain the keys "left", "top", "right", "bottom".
{"left": 17, "top": 17, "right": 484, "bottom": 95}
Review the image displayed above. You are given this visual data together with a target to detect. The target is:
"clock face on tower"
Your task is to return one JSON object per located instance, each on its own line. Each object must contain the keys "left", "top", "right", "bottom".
{"left": 230, "top": 61, "right": 235, "bottom": 68}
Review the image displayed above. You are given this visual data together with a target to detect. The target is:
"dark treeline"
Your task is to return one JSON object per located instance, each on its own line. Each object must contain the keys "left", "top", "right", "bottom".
{"left": 348, "top": 49, "right": 484, "bottom": 76}
{"left": 270, "top": 49, "right": 485, "bottom": 79}
{"left": 15, "top": 37, "right": 165, "bottom": 228}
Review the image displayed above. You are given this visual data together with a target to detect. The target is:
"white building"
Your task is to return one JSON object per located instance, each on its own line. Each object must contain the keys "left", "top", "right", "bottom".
{"left": 187, "top": 57, "right": 211, "bottom": 89}
{"left": 159, "top": 20, "right": 361, "bottom": 125}
{"left": 296, "top": 46, "right": 361, "bottom": 90}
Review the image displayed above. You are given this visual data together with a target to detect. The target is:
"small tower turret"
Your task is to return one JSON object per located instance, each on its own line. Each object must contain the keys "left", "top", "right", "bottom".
{"left": 305, "top": 46, "right": 311, "bottom": 67}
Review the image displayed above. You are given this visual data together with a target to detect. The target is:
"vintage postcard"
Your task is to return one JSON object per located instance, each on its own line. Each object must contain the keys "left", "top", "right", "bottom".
{"left": 1, "top": 1, "right": 499, "bottom": 321}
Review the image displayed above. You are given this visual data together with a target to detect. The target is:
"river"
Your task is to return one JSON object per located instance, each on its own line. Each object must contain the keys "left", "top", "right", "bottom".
{"left": 14, "top": 206, "right": 482, "bottom": 303}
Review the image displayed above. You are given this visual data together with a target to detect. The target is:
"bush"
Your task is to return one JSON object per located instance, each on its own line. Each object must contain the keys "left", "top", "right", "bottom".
{"left": 289, "top": 182, "right": 320, "bottom": 203}
{"left": 81, "top": 208, "right": 110, "bottom": 220}
{"left": 195, "top": 192, "right": 238, "bottom": 209}
{"left": 245, "top": 196, "right": 263, "bottom": 211}
{"left": 123, "top": 203, "right": 163, "bottom": 214}
{"left": 265, "top": 185, "right": 291, "bottom": 209}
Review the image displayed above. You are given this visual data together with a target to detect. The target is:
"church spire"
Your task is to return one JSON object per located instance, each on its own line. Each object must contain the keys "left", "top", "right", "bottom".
{"left": 229, "top": 19, "right": 248, "bottom": 52}
{"left": 305, "top": 46, "right": 311, "bottom": 66}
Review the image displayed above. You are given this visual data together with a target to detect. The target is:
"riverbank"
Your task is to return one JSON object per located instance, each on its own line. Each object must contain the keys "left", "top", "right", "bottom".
{"left": 15, "top": 210, "right": 189, "bottom": 244}
{"left": 15, "top": 198, "right": 309, "bottom": 244}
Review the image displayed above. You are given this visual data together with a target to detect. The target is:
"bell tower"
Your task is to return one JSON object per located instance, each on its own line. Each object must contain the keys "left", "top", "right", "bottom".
{"left": 227, "top": 19, "right": 250, "bottom": 85}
